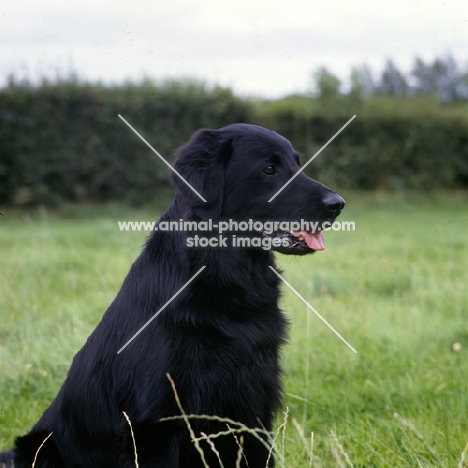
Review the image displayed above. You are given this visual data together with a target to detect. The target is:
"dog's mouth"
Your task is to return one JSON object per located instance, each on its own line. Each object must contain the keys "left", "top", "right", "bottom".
{"left": 261, "top": 229, "right": 325, "bottom": 255}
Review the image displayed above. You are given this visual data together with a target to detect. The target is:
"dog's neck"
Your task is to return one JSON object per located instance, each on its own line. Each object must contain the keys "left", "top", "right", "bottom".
{"left": 143, "top": 197, "right": 279, "bottom": 306}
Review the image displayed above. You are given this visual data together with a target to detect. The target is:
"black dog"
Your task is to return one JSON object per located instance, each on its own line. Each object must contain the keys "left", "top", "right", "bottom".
{"left": 0, "top": 124, "right": 344, "bottom": 467}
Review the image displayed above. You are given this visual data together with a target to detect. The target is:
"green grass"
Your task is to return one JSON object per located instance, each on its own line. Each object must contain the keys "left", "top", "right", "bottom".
{"left": 1, "top": 192, "right": 467, "bottom": 467}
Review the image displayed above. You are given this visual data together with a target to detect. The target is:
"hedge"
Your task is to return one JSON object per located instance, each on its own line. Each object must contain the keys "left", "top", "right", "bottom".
{"left": 0, "top": 81, "right": 252, "bottom": 205}
{"left": 0, "top": 82, "right": 467, "bottom": 205}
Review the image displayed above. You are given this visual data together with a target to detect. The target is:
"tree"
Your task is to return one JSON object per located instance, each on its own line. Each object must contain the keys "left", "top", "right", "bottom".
{"left": 436, "top": 55, "right": 468, "bottom": 102}
{"left": 380, "top": 59, "right": 409, "bottom": 97}
{"left": 412, "top": 57, "right": 438, "bottom": 97}
{"left": 349, "top": 65, "right": 374, "bottom": 102}
{"left": 411, "top": 55, "right": 468, "bottom": 102}
{"left": 314, "top": 67, "right": 341, "bottom": 107}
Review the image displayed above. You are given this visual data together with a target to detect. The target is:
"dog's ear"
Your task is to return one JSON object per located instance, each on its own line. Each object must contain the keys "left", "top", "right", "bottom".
{"left": 171, "top": 128, "right": 231, "bottom": 219}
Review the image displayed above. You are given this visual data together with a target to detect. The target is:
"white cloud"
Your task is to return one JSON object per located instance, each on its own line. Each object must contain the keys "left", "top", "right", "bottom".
{"left": 2, "top": 0, "right": 467, "bottom": 97}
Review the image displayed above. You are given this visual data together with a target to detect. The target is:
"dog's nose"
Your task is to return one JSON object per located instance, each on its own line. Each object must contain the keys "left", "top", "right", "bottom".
{"left": 323, "top": 192, "right": 345, "bottom": 215}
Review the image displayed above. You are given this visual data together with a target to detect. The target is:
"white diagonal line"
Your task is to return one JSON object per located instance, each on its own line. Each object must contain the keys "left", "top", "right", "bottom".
{"left": 118, "top": 114, "right": 207, "bottom": 203}
{"left": 269, "top": 266, "right": 357, "bottom": 353}
{"left": 117, "top": 266, "right": 206, "bottom": 354}
{"left": 268, "top": 115, "right": 356, "bottom": 202}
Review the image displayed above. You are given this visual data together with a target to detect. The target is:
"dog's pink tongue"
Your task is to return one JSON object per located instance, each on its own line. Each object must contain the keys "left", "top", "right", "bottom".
{"left": 292, "top": 231, "right": 325, "bottom": 251}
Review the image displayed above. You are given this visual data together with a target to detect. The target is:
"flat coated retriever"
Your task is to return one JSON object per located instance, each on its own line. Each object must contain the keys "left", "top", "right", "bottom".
{"left": 0, "top": 123, "right": 344, "bottom": 468}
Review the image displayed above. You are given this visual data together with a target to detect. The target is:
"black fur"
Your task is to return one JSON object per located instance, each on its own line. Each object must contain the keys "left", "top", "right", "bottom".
{"left": 0, "top": 451, "right": 14, "bottom": 468}
{"left": 2, "top": 124, "right": 344, "bottom": 467}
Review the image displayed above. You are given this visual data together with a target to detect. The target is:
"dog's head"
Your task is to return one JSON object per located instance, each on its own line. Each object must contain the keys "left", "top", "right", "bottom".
{"left": 171, "top": 123, "right": 345, "bottom": 255}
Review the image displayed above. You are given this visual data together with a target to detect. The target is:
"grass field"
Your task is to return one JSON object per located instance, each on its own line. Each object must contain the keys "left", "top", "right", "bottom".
{"left": 1, "top": 192, "right": 467, "bottom": 467}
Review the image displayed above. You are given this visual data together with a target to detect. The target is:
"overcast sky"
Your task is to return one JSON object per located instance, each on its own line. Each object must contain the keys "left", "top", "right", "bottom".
{"left": 2, "top": 0, "right": 467, "bottom": 98}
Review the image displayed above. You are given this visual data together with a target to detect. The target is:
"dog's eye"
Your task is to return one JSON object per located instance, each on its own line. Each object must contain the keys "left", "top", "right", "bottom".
{"left": 263, "top": 165, "right": 276, "bottom": 175}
